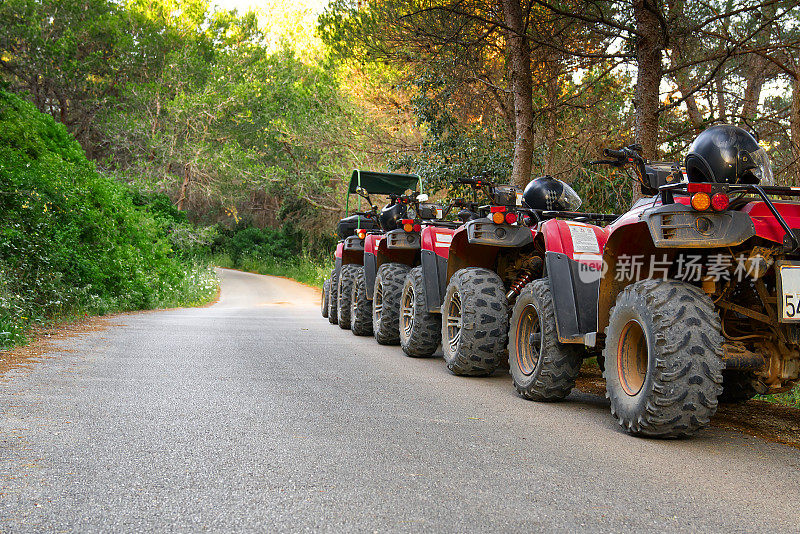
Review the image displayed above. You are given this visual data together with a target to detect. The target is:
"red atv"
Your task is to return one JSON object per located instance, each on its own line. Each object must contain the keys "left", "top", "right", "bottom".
{"left": 321, "top": 170, "right": 419, "bottom": 327}
{"left": 534, "top": 125, "right": 800, "bottom": 438}
{"left": 415, "top": 174, "right": 616, "bottom": 376}
{"left": 349, "top": 192, "right": 442, "bottom": 340}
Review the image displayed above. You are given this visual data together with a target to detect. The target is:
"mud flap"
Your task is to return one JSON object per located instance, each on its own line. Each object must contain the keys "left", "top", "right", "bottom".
{"left": 334, "top": 257, "right": 342, "bottom": 279}
{"left": 364, "top": 252, "right": 377, "bottom": 300}
{"left": 422, "top": 250, "right": 448, "bottom": 313}
{"left": 545, "top": 251, "right": 600, "bottom": 344}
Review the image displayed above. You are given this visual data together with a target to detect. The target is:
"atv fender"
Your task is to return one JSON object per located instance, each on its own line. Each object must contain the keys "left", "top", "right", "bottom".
{"left": 365, "top": 232, "right": 418, "bottom": 299}
{"left": 596, "top": 221, "right": 659, "bottom": 335}
{"left": 445, "top": 219, "right": 535, "bottom": 285}
{"left": 421, "top": 227, "right": 454, "bottom": 312}
{"left": 545, "top": 252, "right": 601, "bottom": 344}
{"left": 537, "top": 219, "right": 608, "bottom": 344}
{"left": 341, "top": 235, "right": 365, "bottom": 266}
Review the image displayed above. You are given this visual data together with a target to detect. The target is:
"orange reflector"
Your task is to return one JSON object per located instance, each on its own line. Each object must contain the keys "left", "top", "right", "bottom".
{"left": 403, "top": 223, "right": 414, "bottom": 232}
{"left": 492, "top": 211, "right": 505, "bottom": 224}
{"left": 357, "top": 229, "right": 367, "bottom": 239}
{"left": 690, "top": 192, "right": 711, "bottom": 211}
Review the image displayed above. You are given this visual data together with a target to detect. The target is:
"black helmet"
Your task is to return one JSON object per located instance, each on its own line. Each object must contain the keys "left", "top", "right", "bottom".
{"left": 522, "top": 175, "right": 582, "bottom": 211}
{"left": 378, "top": 201, "right": 407, "bottom": 231}
{"left": 685, "top": 125, "right": 773, "bottom": 185}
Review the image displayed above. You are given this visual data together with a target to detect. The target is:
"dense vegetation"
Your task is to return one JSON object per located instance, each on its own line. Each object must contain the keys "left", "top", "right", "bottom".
{"left": 0, "top": 90, "right": 217, "bottom": 347}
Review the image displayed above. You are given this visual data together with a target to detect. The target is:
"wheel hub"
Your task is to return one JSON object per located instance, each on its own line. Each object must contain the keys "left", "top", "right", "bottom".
{"left": 516, "top": 304, "right": 542, "bottom": 376}
{"left": 401, "top": 285, "right": 415, "bottom": 338}
{"left": 617, "top": 319, "right": 648, "bottom": 396}
{"left": 374, "top": 282, "right": 383, "bottom": 323}
{"left": 445, "top": 291, "right": 462, "bottom": 353}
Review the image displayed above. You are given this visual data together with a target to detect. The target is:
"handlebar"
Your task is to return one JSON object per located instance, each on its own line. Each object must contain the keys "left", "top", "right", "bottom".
{"left": 603, "top": 148, "right": 626, "bottom": 159}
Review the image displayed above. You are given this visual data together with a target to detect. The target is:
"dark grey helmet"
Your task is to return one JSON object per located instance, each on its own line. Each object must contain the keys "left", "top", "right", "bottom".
{"left": 378, "top": 201, "right": 407, "bottom": 231}
{"left": 522, "top": 175, "right": 582, "bottom": 212}
{"left": 685, "top": 125, "right": 773, "bottom": 185}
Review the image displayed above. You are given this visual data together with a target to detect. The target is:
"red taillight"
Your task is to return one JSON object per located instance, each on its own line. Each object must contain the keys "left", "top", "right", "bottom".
{"left": 711, "top": 193, "right": 729, "bottom": 211}
{"left": 687, "top": 183, "right": 713, "bottom": 193}
{"left": 505, "top": 212, "right": 518, "bottom": 224}
{"left": 690, "top": 192, "right": 711, "bottom": 211}
{"left": 413, "top": 223, "right": 421, "bottom": 232}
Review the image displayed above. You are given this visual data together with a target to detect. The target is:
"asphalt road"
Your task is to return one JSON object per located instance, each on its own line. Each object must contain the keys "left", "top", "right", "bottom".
{"left": 1, "top": 268, "right": 799, "bottom": 532}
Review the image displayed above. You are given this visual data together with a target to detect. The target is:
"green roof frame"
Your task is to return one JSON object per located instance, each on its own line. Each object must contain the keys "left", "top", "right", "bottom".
{"left": 347, "top": 169, "right": 420, "bottom": 195}
{"left": 345, "top": 169, "right": 421, "bottom": 218}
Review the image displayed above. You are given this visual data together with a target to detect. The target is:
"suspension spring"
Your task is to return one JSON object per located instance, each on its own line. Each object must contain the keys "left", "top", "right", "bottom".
{"left": 506, "top": 271, "right": 534, "bottom": 301}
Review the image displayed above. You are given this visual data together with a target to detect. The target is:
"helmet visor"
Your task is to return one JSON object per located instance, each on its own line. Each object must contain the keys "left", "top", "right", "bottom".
{"left": 749, "top": 147, "right": 773, "bottom": 185}
{"left": 559, "top": 182, "right": 582, "bottom": 211}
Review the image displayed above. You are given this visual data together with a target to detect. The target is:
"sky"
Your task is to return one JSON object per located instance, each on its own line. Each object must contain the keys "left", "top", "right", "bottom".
{"left": 213, "top": 0, "right": 329, "bottom": 15}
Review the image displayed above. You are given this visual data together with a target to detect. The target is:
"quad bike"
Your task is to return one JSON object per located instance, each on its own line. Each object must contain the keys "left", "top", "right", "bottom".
{"left": 432, "top": 174, "right": 617, "bottom": 376}
{"left": 350, "top": 192, "right": 446, "bottom": 341}
{"left": 398, "top": 191, "right": 488, "bottom": 357}
{"left": 534, "top": 125, "right": 800, "bottom": 438}
{"left": 321, "top": 169, "right": 419, "bottom": 327}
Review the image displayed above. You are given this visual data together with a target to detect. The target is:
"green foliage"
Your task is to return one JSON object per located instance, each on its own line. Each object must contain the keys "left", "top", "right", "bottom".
{"left": 757, "top": 386, "right": 800, "bottom": 409}
{"left": 211, "top": 224, "right": 334, "bottom": 288}
{"left": 0, "top": 90, "right": 217, "bottom": 348}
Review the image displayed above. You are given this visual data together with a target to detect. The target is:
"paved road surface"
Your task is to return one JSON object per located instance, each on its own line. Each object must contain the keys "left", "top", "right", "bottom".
{"left": 1, "top": 269, "right": 799, "bottom": 532}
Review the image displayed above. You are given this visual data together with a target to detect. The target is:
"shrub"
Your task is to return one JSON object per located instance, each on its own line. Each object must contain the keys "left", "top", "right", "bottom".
{"left": 0, "top": 90, "right": 217, "bottom": 347}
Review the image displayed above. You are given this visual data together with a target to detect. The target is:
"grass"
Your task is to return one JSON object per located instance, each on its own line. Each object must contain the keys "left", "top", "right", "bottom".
{"left": 757, "top": 387, "right": 800, "bottom": 408}
{"left": 213, "top": 252, "right": 329, "bottom": 289}
{"left": 0, "top": 263, "right": 219, "bottom": 351}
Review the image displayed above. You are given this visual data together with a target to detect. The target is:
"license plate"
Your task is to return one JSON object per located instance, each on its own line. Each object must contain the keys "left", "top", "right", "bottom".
{"left": 778, "top": 263, "right": 800, "bottom": 322}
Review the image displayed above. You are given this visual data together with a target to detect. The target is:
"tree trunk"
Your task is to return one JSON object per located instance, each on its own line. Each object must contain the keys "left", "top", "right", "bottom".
{"left": 715, "top": 75, "right": 727, "bottom": 122}
{"left": 177, "top": 163, "right": 191, "bottom": 211}
{"left": 502, "top": 0, "right": 534, "bottom": 189}
{"left": 543, "top": 59, "right": 559, "bottom": 176}
{"left": 632, "top": 0, "right": 664, "bottom": 162}
{"left": 791, "top": 75, "right": 800, "bottom": 186}
{"left": 742, "top": 53, "right": 767, "bottom": 126}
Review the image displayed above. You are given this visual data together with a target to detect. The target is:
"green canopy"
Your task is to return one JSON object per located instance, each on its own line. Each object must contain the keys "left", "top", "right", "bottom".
{"left": 348, "top": 170, "right": 420, "bottom": 195}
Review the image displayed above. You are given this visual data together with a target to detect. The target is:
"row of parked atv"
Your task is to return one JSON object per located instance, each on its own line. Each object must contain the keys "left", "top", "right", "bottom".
{"left": 320, "top": 125, "right": 800, "bottom": 438}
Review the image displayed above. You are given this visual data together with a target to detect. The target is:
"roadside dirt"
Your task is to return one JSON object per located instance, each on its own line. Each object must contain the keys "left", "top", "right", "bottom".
{"left": 0, "top": 315, "right": 115, "bottom": 376}
{"left": 575, "top": 364, "right": 800, "bottom": 448}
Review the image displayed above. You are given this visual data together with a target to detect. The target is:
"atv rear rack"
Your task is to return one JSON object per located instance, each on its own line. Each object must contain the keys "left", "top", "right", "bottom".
{"left": 659, "top": 183, "right": 800, "bottom": 251}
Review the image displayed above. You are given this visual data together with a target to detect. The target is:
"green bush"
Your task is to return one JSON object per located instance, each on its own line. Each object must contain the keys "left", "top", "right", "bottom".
{"left": 0, "top": 90, "right": 218, "bottom": 347}
{"left": 211, "top": 224, "right": 335, "bottom": 288}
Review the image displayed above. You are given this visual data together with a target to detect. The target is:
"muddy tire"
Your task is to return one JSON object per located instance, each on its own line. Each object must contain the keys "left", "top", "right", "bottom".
{"left": 350, "top": 266, "right": 373, "bottom": 336}
{"left": 327, "top": 269, "right": 339, "bottom": 324}
{"left": 509, "top": 279, "right": 584, "bottom": 401}
{"left": 441, "top": 268, "right": 508, "bottom": 376}
{"left": 337, "top": 264, "right": 358, "bottom": 329}
{"left": 603, "top": 279, "right": 724, "bottom": 438}
{"left": 373, "top": 262, "right": 411, "bottom": 345}
{"left": 719, "top": 371, "right": 761, "bottom": 403}
{"left": 321, "top": 278, "right": 330, "bottom": 318}
{"left": 400, "top": 266, "right": 441, "bottom": 357}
